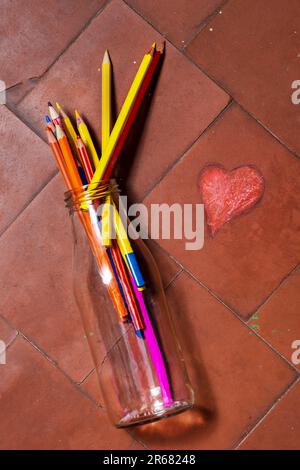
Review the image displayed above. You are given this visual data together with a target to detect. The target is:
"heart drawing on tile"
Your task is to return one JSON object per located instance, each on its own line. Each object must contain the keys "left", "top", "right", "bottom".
{"left": 198, "top": 165, "right": 265, "bottom": 236}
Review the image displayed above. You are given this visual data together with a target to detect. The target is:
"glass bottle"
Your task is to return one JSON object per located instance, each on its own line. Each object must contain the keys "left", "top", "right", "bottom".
{"left": 65, "top": 182, "right": 194, "bottom": 428}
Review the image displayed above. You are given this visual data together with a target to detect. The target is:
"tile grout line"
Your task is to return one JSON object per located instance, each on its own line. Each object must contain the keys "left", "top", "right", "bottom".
{"left": 124, "top": 0, "right": 300, "bottom": 163}
{"left": 237, "top": 104, "right": 300, "bottom": 163}
{"left": 7, "top": 0, "right": 299, "bottom": 184}
{"left": 10, "top": 0, "right": 113, "bottom": 108}
{"left": 1, "top": 313, "right": 104, "bottom": 409}
{"left": 186, "top": 267, "right": 300, "bottom": 374}
{"left": 79, "top": 366, "right": 96, "bottom": 386}
{"left": 182, "top": 0, "right": 230, "bottom": 50}
{"left": 233, "top": 376, "right": 300, "bottom": 449}
{"left": 127, "top": 438, "right": 149, "bottom": 450}
{"left": 0, "top": 166, "right": 59, "bottom": 240}
{"left": 182, "top": 51, "right": 300, "bottom": 163}
{"left": 4, "top": 102, "right": 48, "bottom": 143}
{"left": 3, "top": 7, "right": 234, "bottom": 237}
{"left": 3, "top": 2, "right": 299, "bottom": 444}
{"left": 5, "top": 0, "right": 113, "bottom": 139}
{"left": 4, "top": 306, "right": 136, "bottom": 445}
{"left": 16, "top": 331, "right": 136, "bottom": 442}
{"left": 141, "top": 99, "right": 234, "bottom": 202}
{"left": 147, "top": 235, "right": 300, "bottom": 367}
{"left": 167, "top": 263, "right": 300, "bottom": 375}
{"left": 247, "top": 262, "right": 300, "bottom": 323}
{"left": 164, "top": 267, "right": 183, "bottom": 290}
{"left": 37, "top": 0, "right": 113, "bottom": 80}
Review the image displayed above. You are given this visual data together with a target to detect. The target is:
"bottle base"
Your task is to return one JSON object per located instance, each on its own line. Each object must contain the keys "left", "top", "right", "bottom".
{"left": 115, "top": 400, "right": 193, "bottom": 428}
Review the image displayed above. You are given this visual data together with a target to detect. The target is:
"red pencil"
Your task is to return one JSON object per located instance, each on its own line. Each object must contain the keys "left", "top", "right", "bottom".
{"left": 103, "top": 47, "right": 163, "bottom": 180}
{"left": 76, "top": 136, "right": 94, "bottom": 182}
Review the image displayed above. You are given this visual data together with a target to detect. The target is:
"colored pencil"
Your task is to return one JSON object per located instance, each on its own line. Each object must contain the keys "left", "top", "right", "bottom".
{"left": 56, "top": 102, "right": 79, "bottom": 160}
{"left": 110, "top": 241, "right": 144, "bottom": 333}
{"left": 44, "top": 43, "right": 173, "bottom": 404}
{"left": 48, "top": 101, "right": 62, "bottom": 127}
{"left": 55, "top": 125, "right": 82, "bottom": 189}
{"left": 51, "top": 125, "right": 127, "bottom": 321}
{"left": 129, "top": 275, "right": 173, "bottom": 405}
{"left": 113, "top": 202, "right": 145, "bottom": 289}
{"left": 75, "top": 134, "right": 130, "bottom": 323}
{"left": 76, "top": 136, "right": 94, "bottom": 182}
{"left": 104, "top": 47, "right": 163, "bottom": 180}
{"left": 75, "top": 110, "right": 99, "bottom": 169}
{"left": 88, "top": 44, "right": 154, "bottom": 188}
{"left": 100, "top": 47, "right": 144, "bottom": 333}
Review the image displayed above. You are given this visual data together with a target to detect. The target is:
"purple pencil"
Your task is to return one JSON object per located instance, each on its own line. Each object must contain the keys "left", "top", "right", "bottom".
{"left": 130, "top": 276, "right": 173, "bottom": 406}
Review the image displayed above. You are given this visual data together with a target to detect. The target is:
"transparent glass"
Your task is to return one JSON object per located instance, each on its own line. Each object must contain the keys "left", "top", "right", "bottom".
{"left": 65, "top": 182, "right": 194, "bottom": 428}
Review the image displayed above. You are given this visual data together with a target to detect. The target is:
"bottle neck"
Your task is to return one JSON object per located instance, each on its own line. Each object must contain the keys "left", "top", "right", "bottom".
{"left": 64, "top": 180, "right": 119, "bottom": 214}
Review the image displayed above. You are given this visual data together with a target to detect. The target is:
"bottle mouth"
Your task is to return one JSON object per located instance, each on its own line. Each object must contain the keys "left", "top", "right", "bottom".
{"left": 64, "top": 180, "right": 119, "bottom": 212}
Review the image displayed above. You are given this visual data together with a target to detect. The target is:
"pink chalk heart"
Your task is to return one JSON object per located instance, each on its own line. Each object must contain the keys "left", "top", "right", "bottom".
{"left": 198, "top": 165, "right": 264, "bottom": 235}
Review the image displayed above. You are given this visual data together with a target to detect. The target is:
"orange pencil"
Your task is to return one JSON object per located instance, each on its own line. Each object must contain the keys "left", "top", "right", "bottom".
{"left": 46, "top": 127, "right": 72, "bottom": 191}
{"left": 55, "top": 125, "right": 82, "bottom": 189}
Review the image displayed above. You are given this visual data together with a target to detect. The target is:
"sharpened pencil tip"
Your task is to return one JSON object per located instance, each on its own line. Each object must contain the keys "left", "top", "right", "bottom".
{"left": 135, "top": 329, "right": 144, "bottom": 339}
{"left": 56, "top": 102, "right": 61, "bottom": 110}
{"left": 103, "top": 49, "right": 110, "bottom": 64}
{"left": 151, "top": 42, "right": 156, "bottom": 49}
{"left": 45, "top": 115, "right": 51, "bottom": 123}
{"left": 75, "top": 109, "right": 80, "bottom": 118}
{"left": 48, "top": 101, "right": 53, "bottom": 107}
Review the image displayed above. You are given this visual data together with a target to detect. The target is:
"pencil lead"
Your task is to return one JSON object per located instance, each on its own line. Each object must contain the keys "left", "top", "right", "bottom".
{"left": 56, "top": 102, "right": 61, "bottom": 110}
{"left": 151, "top": 42, "right": 156, "bottom": 50}
{"left": 103, "top": 49, "right": 110, "bottom": 64}
{"left": 48, "top": 101, "right": 53, "bottom": 107}
{"left": 75, "top": 109, "right": 80, "bottom": 118}
{"left": 45, "top": 115, "right": 51, "bottom": 123}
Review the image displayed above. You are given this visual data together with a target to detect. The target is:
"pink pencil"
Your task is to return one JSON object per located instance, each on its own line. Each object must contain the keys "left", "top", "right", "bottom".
{"left": 129, "top": 275, "right": 173, "bottom": 406}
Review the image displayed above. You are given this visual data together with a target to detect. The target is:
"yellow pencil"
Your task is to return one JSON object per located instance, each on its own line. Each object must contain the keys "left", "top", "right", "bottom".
{"left": 88, "top": 44, "right": 154, "bottom": 189}
{"left": 76, "top": 110, "right": 99, "bottom": 169}
{"left": 102, "top": 50, "right": 111, "bottom": 152}
{"left": 113, "top": 202, "right": 144, "bottom": 289}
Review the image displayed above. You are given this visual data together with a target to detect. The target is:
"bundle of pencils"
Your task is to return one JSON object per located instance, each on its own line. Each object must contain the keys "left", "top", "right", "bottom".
{"left": 45, "top": 42, "right": 172, "bottom": 406}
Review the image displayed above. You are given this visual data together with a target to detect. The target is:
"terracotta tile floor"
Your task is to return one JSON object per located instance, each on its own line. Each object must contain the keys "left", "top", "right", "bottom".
{"left": 1, "top": 0, "right": 300, "bottom": 450}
